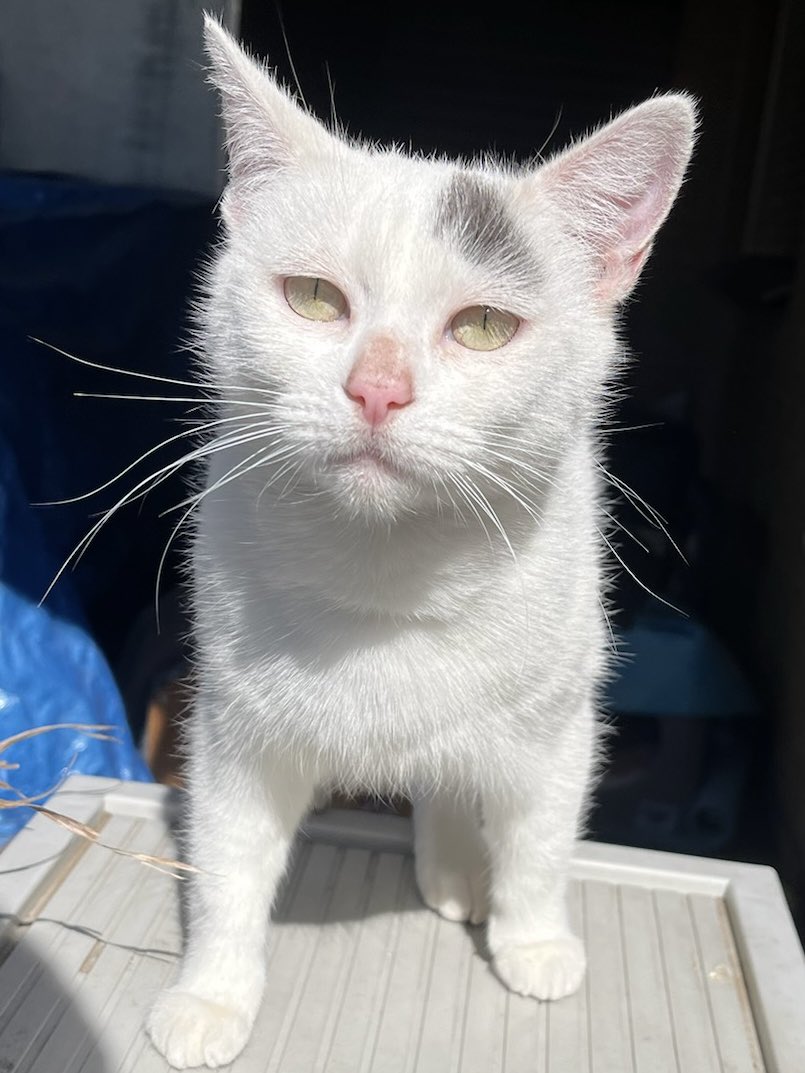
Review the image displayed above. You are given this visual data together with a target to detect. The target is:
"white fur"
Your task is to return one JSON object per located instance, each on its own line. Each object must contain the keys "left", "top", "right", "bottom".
{"left": 147, "top": 16, "right": 696, "bottom": 1068}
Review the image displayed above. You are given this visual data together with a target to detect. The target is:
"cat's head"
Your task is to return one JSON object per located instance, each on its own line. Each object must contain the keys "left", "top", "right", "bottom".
{"left": 201, "top": 16, "right": 696, "bottom": 526}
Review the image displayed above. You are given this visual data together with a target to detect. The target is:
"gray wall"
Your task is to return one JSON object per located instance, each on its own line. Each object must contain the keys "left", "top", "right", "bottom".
{"left": 0, "top": 0, "right": 239, "bottom": 196}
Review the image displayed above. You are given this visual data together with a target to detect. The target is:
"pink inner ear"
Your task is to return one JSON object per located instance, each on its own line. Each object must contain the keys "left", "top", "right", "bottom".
{"left": 538, "top": 96, "right": 695, "bottom": 302}
{"left": 596, "top": 245, "right": 651, "bottom": 302}
{"left": 614, "top": 176, "right": 667, "bottom": 251}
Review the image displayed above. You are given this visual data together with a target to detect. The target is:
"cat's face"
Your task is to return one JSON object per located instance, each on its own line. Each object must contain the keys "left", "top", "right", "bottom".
{"left": 202, "top": 17, "right": 695, "bottom": 524}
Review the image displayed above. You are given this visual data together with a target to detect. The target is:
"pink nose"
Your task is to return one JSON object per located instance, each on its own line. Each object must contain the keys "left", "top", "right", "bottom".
{"left": 345, "top": 336, "right": 414, "bottom": 428}
{"left": 345, "top": 376, "right": 413, "bottom": 427}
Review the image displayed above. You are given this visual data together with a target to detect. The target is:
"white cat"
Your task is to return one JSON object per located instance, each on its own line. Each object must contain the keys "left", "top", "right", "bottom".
{"left": 147, "top": 15, "right": 696, "bottom": 1068}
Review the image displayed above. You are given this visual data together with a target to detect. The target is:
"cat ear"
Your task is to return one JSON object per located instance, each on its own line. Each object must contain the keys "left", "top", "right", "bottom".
{"left": 203, "top": 15, "right": 331, "bottom": 194}
{"left": 533, "top": 95, "right": 697, "bottom": 303}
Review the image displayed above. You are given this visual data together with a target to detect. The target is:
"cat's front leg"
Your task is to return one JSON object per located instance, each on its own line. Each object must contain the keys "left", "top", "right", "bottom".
{"left": 484, "top": 708, "right": 595, "bottom": 1001}
{"left": 413, "top": 791, "right": 489, "bottom": 924}
{"left": 147, "top": 709, "right": 315, "bottom": 1069}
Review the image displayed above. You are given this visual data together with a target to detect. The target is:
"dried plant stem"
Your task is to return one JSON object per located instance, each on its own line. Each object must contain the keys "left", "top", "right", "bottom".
{"left": 0, "top": 723, "right": 199, "bottom": 879}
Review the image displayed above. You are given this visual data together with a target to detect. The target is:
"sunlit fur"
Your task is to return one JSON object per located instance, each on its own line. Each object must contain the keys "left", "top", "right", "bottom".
{"left": 146, "top": 16, "right": 696, "bottom": 1069}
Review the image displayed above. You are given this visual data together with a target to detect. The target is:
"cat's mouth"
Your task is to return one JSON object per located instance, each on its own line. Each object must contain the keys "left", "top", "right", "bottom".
{"left": 331, "top": 446, "right": 404, "bottom": 477}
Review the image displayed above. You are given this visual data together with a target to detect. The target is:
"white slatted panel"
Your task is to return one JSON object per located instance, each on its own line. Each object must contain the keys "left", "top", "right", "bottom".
{"left": 456, "top": 930, "right": 508, "bottom": 1073}
{"left": 583, "top": 879, "right": 632, "bottom": 1072}
{"left": 618, "top": 885, "right": 677, "bottom": 1073}
{"left": 654, "top": 889, "right": 723, "bottom": 1073}
{"left": 0, "top": 805, "right": 776, "bottom": 1073}
{"left": 544, "top": 879, "right": 585, "bottom": 1073}
{"left": 689, "top": 894, "right": 765, "bottom": 1073}
{"left": 362, "top": 858, "right": 440, "bottom": 1073}
{"left": 320, "top": 852, "right": 406, "bottom": 1072}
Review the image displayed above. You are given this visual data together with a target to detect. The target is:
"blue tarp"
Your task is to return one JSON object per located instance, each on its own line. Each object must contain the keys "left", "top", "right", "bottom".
{"left": 0, "top": 434, "right": 150, "bottom": 844}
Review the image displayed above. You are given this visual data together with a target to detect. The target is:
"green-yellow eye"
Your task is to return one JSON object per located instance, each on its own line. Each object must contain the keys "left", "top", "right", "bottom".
{"left": 451, "top": 305, "right": 519, "bottom": 351}
{"left": 283, "top": 276, "right": 347, "bottom": 322}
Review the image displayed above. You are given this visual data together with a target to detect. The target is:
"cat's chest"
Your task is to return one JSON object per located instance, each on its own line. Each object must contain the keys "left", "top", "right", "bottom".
{"left": 224, "top": 593, "right": 536, "bottom": 777}
{"left": 222, "top": 580, "right": 574, "bottom": 742}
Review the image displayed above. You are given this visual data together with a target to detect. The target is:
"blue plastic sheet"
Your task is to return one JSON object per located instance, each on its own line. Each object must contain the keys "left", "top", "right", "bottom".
{"left": 0, "top": 436, "right": 150, "bottom": 845}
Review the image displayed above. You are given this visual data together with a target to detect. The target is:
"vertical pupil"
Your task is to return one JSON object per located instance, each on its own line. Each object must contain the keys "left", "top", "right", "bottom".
{"left": 313, "top": 278, "right": 320, "bottom": 301}
{"left": 482, "top": 307, "right": 489, "bottom": 331}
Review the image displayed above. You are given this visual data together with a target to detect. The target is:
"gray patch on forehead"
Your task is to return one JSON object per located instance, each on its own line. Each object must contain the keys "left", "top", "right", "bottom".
{"left": 435, "top": 172, "right": 537, "bottom": 278}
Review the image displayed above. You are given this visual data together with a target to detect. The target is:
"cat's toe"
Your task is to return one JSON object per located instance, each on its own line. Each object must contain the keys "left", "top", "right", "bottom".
{"left": 493, "top": 936, "right": 586, "bottom": 1000}
{"left": 415, "top": 862, "right": 488, "bottom": 924}
{"left": 147, "top": 990, "right": 252, "bottom": 1069}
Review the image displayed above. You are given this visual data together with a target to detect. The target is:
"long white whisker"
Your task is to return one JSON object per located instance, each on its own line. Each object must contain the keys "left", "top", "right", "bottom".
{"left": 154, "top": 502, "right": 197, "bottom": 632}
{"left": 598, "top": 463, "right": 668, "bottom": 526}
{"left": 599, "top": 597, "right": 618, "bottom": 651}
{"left": 107, "top": 424, "right": 288, "bottom": 517}
{"left": 155, "top": 442, "right": 303, "bottom": 625}
{"left": 450, "top": 474, "right": 492, "bottom": 546}
{"left": 481, "top": 444, "right": 559, "bottom": 490}
{"left": 40, "top": 426, "right": 280, "bottom": 605}
{"left": 464, "top": 459, "right": 544, "bottom": 525}
{"left": 169, "top": 442, "right": 304, "bottom": 516}
{"left": 438, "top": 475, "right": 468, "bottom": 526}
{"left": 260, "top": 450, "right": 309, "bottom": 505}
{"left": 73, "top": 391, "right": 277, "bottom": 406}
{"left": 35, "top": 411, "right": 279, "bottom": 506}
{"left": 32, "top": 336, "right": 279, "bottom": 397}
{"left": 598, "top": 462, "right": 687, "bottom": 564}
{"left": 597, "top": 526, "right": 686, "bottom": 616}
{"left": 483, "top": 430, "right": 564, "bottom": 461}
{"left": 456, "top": 473, "right": 518, "bottom": 565}
{"left": 276, "top": 458, "right": 308, "bottom": 502}
{"left": 462, "top": 474, "right": 532, "bottom": 682}
{"left": 600, "top": 507, "right": 650, "bottom": 554}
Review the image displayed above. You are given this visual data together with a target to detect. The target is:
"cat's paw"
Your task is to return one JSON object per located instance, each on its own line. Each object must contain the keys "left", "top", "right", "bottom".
{"left": 415, "top": 859, "right": 488, "bottom": 924}
{"left": 493, "top": 937, "right": 586, "bottom": 1000}
{"left": 146, "top": 990, "right": 252, "bottom": 1069}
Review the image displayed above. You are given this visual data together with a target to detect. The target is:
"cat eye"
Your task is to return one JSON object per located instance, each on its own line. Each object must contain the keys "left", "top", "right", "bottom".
{"left": 283, "top": 276, "right": 347, "bottom": 322}
{"left": 450, "top": 306, "right": 519, "bottom": 351}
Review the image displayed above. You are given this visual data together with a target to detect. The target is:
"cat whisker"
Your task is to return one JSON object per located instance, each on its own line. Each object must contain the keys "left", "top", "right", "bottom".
{"left": 482, "top": 428, "right": 564, "bottom": 456}
{"left": 40, "top": 425, "right": 281, "bottom": 605}
{"left": 253, "top": 450, "right": 309, "bottom": 509}
{"left": 456, "top": 473, "right": 518, "bottom": 565}
{"left": 481, "top": 442, "right": 562, "bottom": 487}
{"left": 535, "top": 104, "right": 564, "bottom": 164}
{"left": 31, "top": 336, "right": 279, "bottom": 398}
{"left": 599, "top": 596, "right": 618, "bottom": 652}
{"left": 597, "top": 462, "right": 687, "bottom": 564}
{"left": 448, "top": 474, "right": 493, "bottom": 548}
{"left": 276, "top": 456, "right": 310, "bottom": 501}
{"left": 597, "top": 462, "right": 669, "bottom": 526}
{"left": 35, "top": 410, "right": 278, "bottom": 506}
{"left": 73, "top": 391, "right": 278, "bottom": 407}
{"left": 113, "top": 423, "right": 289, "bottom": 516}
{"left": 276, "top": 4, "right": 308, "bottom": 110}
{"left": 604, "top": 421, "right": 664, "bottom": 435}
{"left": 153, "top": 441, "right": 293, "bottom": 626}
{"left": 460, "top": 473, "right": 533, "bottom": 681}
{"left": 163, "top": 440, "right": 301, "bottom": 516}
{"left": 596, "top": 526, "right": 687, "bottom": 617}
{"left": 599, "top": 507, "right": 650, "bottom": 554}
{"left": 437, "top": 475, "right": 469, "bottom": 527}
{"left": 463, "top": 461, "right": 544, "bottom": 527}
{"left": 154, "top": 501, "right": 197, "bottom": 632}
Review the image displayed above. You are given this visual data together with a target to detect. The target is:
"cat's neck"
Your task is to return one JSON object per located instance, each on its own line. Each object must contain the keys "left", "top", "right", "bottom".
{"left": 207, "top": 436, "right": 595, "bottom": 621}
